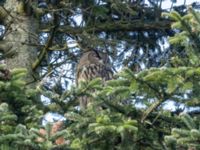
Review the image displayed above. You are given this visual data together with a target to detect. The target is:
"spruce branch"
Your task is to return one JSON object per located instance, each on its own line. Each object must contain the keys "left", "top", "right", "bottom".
{"left": 32, "top": 26, "right": 57, "bottom": 71}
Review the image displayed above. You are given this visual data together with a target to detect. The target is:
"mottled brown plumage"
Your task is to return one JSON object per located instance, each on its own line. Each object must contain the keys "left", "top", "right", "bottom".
{"left": 76, "top": 50, "right": 113, "bottom": 110}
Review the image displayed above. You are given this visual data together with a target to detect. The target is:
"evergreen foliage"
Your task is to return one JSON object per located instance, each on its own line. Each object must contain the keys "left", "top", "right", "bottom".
{"left": 0, "top": 66, "right": 41, "bottom": 127}
{"left": 1, "top": 1, "right": 200, "bottom": 150}
{"left": 161, "top": 6, "right": 200, "bottom": 150}
{"left": 0, "top": 66, "right": 42, "bottom": 149}
{"left": 165, "top": 114, "right": 200, "bottom": 150}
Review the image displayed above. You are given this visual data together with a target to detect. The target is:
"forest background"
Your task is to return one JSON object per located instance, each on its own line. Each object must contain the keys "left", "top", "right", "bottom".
{"left": 0, "top": 0, "right": 200, "bottom": 150}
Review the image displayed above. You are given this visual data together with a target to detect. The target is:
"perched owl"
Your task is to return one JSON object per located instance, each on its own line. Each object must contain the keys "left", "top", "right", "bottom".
{"left": 76, "top": 50, "right": 113, "bottom": 110}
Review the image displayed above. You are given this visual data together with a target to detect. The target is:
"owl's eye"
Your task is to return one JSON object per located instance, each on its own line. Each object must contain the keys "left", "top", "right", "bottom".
{"left": 91, "top": 52, "right": 101, "bottom": 58}
{"left": 91, "top": 53, "right": 97, "bottom": 57}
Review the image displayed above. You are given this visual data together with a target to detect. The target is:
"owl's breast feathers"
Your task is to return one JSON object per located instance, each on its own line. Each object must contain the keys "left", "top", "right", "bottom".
{"left": 76, "top": 63, "right": 113, "bottom": 84}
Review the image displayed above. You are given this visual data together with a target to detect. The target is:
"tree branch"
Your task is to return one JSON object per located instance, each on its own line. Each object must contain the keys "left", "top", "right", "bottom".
{"left": 40, "top": 20, "right": 172, "bottom": 34}
{"left": 32, "top": 26, "right": 56, "bottom": 71}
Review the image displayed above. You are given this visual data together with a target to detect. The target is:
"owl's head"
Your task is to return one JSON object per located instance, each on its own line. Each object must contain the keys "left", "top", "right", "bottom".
{"left": 78, "top": 50, "right": 110, "bottom": 66}
{"left": 76, "top": 50, "right": 113, "bottom": 85}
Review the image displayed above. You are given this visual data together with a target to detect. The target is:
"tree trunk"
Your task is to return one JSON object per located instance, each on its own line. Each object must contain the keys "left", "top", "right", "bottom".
{"left": 3, "top": 0, "right": 38, "bottom": 86}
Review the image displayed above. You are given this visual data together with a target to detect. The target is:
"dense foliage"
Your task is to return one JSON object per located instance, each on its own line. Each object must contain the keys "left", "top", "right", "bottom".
{"left": 0, "top": 0, "right": 200, "bottom": 150}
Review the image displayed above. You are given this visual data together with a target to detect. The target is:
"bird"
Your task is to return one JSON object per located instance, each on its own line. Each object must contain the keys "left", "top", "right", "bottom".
{"left": 76, "top": 50, "right": 113, "bottom": 110}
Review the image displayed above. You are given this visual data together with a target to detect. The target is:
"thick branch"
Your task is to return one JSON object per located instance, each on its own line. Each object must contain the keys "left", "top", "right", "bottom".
{"left": 39, "top": 20, "right": 172, "bottom": 34}
{"left": 56, "top": 20, "right": 172, "bottom": 34}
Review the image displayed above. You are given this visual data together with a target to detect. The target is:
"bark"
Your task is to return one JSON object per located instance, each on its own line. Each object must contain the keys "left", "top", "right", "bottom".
{"left": 3, "top": 0, "right": 38, "bottom": 85}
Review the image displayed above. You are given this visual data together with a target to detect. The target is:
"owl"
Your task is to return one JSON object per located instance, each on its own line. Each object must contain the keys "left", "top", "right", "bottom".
{"left": 76, "top": 50, "right": 113, "bottom": 110}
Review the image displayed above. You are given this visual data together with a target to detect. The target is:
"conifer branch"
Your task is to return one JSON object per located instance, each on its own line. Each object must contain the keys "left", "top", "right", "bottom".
{"left": 52, "top": 20, "right": 172, "bottom": 34}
